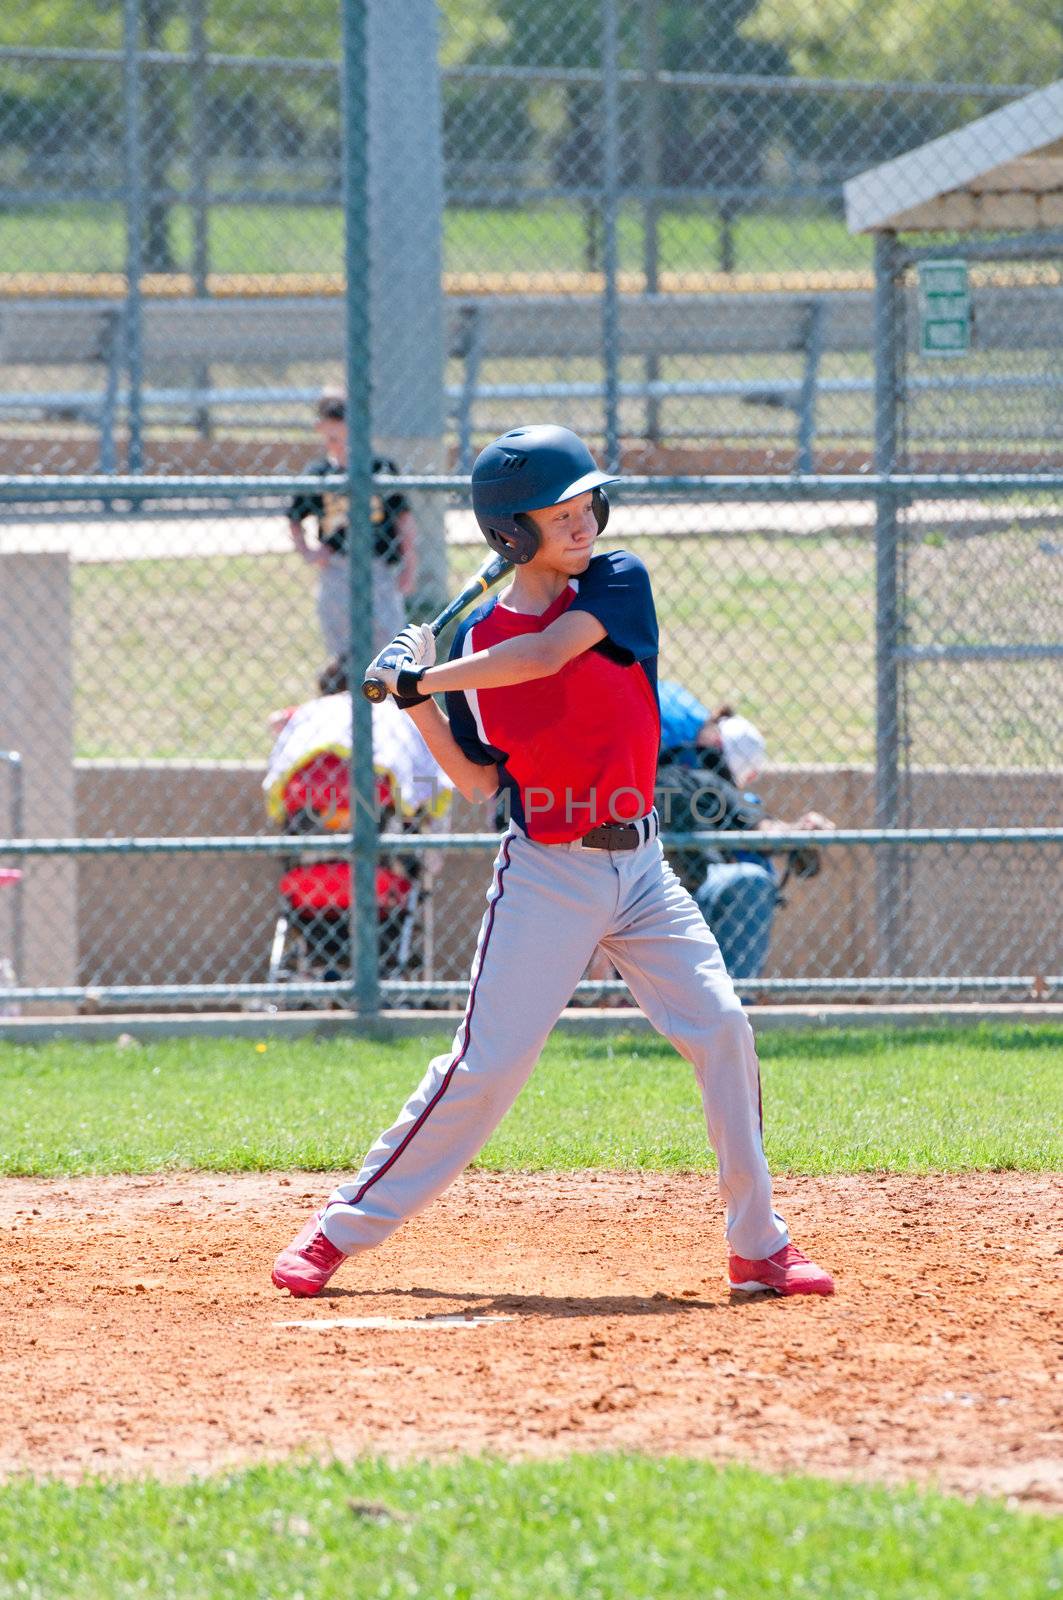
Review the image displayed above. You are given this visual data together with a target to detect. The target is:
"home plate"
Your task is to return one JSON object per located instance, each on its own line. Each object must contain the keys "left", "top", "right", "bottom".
{"left": 275, "top": 1314, "right": 516, "bottom": 1331}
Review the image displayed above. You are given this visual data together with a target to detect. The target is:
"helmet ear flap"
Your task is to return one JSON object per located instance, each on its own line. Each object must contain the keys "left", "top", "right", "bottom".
{"left": 482, "top": 513, "right": 539, "bottom": 565}
{"left": 511, "top": 512, "right": 540, "bottom": 561}
{"left": 592, "top": 486, "right": 609, "bottom": 534}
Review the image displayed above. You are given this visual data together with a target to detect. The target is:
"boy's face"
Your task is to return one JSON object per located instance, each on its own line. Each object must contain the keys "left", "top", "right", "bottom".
{"left": 316, "top": 416, "right": 347, "bottom": 460}
{"left": 525, "top": 491, "right": 598, "bottom": 574}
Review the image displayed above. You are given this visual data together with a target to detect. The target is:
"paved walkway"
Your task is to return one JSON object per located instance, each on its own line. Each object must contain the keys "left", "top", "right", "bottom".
{"left": 0, "top": 498, "right": 1054, "bottom": 563}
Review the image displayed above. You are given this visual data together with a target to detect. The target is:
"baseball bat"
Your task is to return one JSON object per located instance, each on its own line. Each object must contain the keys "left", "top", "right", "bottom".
{"left": 361, "top": 550, "right": 514, "bottom": 702}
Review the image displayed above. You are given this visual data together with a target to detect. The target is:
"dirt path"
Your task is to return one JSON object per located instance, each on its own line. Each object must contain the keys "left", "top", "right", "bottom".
{"left": 1, "top": 1170, "right": 1059, "bottom": 1510}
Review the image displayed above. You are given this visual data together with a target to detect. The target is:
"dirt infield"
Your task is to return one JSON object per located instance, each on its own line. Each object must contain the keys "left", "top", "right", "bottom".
{"left": 1, "top": 1170, "right": 1059, "bottom": 1510}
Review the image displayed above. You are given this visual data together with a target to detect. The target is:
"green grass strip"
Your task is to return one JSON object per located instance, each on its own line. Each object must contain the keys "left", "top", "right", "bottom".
{"left": 0, "top": 1024, "right": 1058, "bottom": 1178}
{"left": 0, "top": 201, "right": 873, "bottom": 277}
{"left": 0, "top": 1454, "right": 1056, "bottom": 1600}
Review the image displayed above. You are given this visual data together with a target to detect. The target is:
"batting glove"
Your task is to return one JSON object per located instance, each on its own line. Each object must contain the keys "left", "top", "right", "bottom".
{"left": 391, "top": 623, "right": 436, "bottom": 670}
{"left": 366, "top": 635, "right": 431, "bottom": 707}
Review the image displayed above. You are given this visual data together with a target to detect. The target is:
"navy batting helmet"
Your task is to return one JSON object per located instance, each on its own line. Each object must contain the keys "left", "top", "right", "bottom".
{"left": 470, "top": 424, "right": 618, "bottom": 564}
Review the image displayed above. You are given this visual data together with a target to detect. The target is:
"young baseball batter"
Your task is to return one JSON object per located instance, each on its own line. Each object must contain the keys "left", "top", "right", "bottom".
{"left": 273, "top": 424, "right": 834, "bottom": 1300}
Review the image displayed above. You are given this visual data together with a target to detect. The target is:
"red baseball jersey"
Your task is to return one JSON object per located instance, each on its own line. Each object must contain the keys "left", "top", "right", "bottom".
{"left": 445, "top": 549, "right": 660, "bottom": 843}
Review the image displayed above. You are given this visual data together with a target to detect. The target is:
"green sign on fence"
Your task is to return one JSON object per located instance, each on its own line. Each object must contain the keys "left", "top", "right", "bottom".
{"left": 918, "top": 259, "right": 970, "bottom": 357}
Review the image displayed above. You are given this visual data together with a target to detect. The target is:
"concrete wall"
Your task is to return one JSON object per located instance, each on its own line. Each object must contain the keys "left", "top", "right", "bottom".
{"left": 76, "top": 763, "right": 277, "bottom": 986}
{"left": 0, "top": 554, "right": 78, "bottom": 995}
{"left": 70, "top": 761, "right": 1062, "bottom": 992}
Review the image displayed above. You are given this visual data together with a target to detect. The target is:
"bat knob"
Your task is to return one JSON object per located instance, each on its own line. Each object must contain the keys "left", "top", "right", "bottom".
{"left": 361, "top": 677, "right": 388, "bottom": 703}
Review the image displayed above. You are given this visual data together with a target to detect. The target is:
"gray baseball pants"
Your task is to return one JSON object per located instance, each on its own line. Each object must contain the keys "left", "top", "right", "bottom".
{"left": 321, "top": 815, "right": 789, "bottom": 1262}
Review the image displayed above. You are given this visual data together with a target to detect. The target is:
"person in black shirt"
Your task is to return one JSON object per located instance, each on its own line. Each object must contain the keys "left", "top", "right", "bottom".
{"left": 288, "top": 388, "right": 418, "bottom": 658}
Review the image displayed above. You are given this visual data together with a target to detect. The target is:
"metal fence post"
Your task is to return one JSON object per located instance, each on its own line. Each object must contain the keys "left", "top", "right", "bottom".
{"left": 122, "top": 0, "right": 145, "bottom": 473}
{"left": 639, "top": 0, "right": 661, "bottom": 445}
{"left": 188, "top": 0, "right": 212, "bottom": 439}
{"left": 873, "top": 230, "right": 903, "bottom": 975}
{"left": 601, "top": 0, "right": 622, "bottom": 473}
{"left": 795, "top": 297, "right": 826, "bottom": 474}
{"left": 341, "top": 0, "right": 379, "bottom": 1016}
{"left": 188, "top": 0, "right": 210, "bottom": 294}
{"left": 99, "top": 308, "right": 122, "bottom": 477}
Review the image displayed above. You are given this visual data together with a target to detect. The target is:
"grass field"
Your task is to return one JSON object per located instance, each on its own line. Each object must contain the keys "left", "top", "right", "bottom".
{"left": 0, "top": 201, "right": 873, "bottom": 280}
{"left": 1, "top": 1454, "right": 1057, "bottom": 1600}
{"left": 72, "top": 552, "right": 325, "bottom": 764}
{"left": 71, "top": 518, "right": 1053, "bottom": 767}
{"left": 2, "top": 1021, "right": 1059, "bottom": 1596}
{"left": 73, "top": 532, "right": 876, "bottom": 764}
{"left": 0, "top": 1024, "right": 1058, "bottom": 1178}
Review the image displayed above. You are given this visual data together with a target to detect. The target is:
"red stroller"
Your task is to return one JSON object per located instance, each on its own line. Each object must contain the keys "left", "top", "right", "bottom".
{"left": 263, "top": 694, "right": 452, "bottom": 998}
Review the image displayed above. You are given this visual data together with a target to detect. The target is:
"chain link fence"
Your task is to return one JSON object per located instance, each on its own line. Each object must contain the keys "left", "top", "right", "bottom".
{"left": 0, "top": 2, "right": 1060, "bottom": 1014}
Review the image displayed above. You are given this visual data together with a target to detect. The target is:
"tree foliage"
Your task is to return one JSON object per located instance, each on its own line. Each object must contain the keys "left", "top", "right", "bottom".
{"left": 5, "top": 0, "right": 1060, "bottom": 270}
{"left": 0, "top": 0, "right": 340, "bottom": 56}
{"left": 744, "top": 0, "right": 1060, "bottom": 91}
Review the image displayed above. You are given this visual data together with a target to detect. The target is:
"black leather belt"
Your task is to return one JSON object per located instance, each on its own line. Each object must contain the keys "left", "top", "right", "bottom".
{"left": 580, "top": 813, "right": 657, "bottom": 851}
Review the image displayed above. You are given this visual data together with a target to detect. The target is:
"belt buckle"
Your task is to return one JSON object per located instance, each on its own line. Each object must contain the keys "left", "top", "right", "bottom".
{"left": 597, "top": 821, "right": 637, "bottom": 850}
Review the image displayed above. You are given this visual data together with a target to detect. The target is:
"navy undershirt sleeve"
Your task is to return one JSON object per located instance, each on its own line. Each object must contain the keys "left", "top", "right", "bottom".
{"left": 567, "top": 550, "right": 659, "bottom": 662}
{"left": 444, "top": 612, "right": 504, "bottom": 767}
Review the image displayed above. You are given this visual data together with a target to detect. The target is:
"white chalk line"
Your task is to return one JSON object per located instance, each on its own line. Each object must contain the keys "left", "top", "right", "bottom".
{"left": 275, "top": 1313, "right": 517, "bottom": 1331}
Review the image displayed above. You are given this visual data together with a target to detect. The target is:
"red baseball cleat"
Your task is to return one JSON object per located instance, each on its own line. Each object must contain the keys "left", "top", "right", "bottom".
{"left": 272, "top": 1211, "right": 347, "bottom": 1297}
{"left": 728, "top": 1242, "right": 834, "bottom": 1297}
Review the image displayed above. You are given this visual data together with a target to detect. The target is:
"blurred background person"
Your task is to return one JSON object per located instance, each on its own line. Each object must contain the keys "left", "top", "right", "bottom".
{"left": 287, "top": 387, "right": 418, "bottom": 659}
